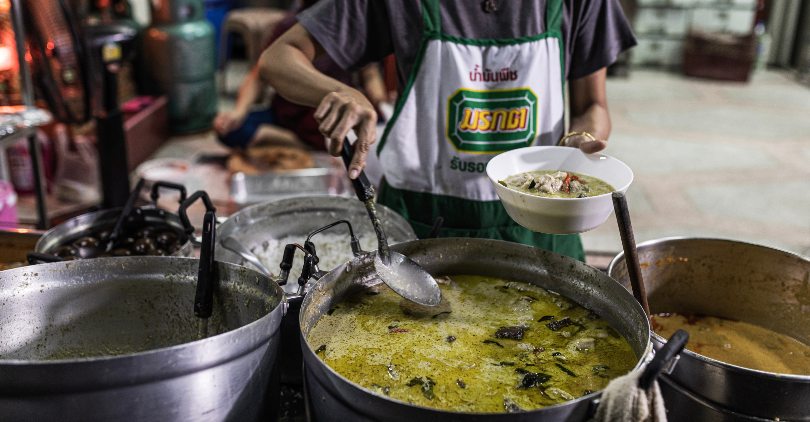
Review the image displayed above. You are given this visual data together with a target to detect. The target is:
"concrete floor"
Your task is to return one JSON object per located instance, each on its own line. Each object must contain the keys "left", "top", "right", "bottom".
{"left": 153, "top": 67, "right": 810, "bottom": 260}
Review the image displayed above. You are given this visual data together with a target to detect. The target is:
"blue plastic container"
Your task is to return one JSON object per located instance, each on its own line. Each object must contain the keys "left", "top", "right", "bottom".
{"left": 204, "top": 0, "right": 233, "bottom": 60}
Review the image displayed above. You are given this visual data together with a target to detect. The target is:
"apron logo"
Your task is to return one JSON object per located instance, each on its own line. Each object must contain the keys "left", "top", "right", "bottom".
{"left": 447, "top": 88, "right": 538, "bottom": 154}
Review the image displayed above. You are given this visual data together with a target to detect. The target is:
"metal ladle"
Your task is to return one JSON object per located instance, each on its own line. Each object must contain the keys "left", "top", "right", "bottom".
{"left": 221, "top": 236, "right": 272, "bottom": 277}
{"left": 340, "top": 140, "right": 441, "bottom": 306}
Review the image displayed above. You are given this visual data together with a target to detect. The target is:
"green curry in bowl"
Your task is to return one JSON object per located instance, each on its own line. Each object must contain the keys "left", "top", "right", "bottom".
{"left": 307, "top": 275, "right": 637, "bottom": 413}
{"left": 499, "top": 170, "right": 614, "bottom": 199}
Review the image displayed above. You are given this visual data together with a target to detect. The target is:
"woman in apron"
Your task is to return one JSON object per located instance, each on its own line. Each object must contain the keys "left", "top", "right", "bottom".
{"left": 260, "top": 0, "right": 636, "bottom": 262}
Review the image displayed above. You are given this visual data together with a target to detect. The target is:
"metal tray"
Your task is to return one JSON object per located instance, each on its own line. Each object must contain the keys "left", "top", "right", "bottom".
{"left": 230, "top": 153, "right": 351, "bottom": 205}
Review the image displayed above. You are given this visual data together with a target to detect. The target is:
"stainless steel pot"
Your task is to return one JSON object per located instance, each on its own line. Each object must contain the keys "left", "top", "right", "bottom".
{"left": 215, "top": 195, "right": 417, "bottom": 281}
{"left": 0, "top": 257, "right": 286, "bottom": 421}
{"left": 216, "top": 196, "right": 418, "bottom": 386}
{"left": 35, "top": 206, "right": 194, "bottom": 258}
{"left": 608, "top": 237, "right": 810, "bottom": 421}
{"left": 299, "top": 238, "right": 653, "bottom": 421}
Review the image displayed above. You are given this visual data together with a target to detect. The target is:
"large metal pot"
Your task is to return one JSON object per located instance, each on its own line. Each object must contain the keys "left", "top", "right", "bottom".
{"left": 216, "top": 196, "right": 418, "bottom": 385}
{"left": 0, "top": 257, "right": 285, "bottom": 421}
{"left": 216, "top": 196, "right": 417, "bottom": 280}
{"left": 299, "top": 238, "right": 652, "bottom": 421}
{"left": 608, "top": 237, "right": 810, "bottom": 421}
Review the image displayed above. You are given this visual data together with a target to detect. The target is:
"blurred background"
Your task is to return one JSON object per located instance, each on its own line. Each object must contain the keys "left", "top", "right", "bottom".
{"left": 0, "top": 0, "right": 808, "bottom": 267}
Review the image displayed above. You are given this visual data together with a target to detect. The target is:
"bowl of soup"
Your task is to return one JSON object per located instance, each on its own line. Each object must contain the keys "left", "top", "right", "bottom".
{"left": 486, "top": 146, "right": 633, "bottom": 234}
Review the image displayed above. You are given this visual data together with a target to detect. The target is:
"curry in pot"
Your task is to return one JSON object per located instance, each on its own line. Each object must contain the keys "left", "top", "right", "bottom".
{"left": 652, "top": 313, "right": 810, "bottom": 375}
{"left": 307, "top": 275, "right": 637, "bottom": 413}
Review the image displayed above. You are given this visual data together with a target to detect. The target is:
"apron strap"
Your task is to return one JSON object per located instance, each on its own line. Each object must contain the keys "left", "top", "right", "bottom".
{"left": 545, "top": 0, "right": 564, "bottom": 34}
{"left": 421, "top": 0, "right": 442, "bottom": 37}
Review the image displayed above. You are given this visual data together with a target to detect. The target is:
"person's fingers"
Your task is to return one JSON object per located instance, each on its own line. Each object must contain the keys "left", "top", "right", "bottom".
{"left": 348, "top": 116, "right": 377, "bottom": 179}
{"left": 314, "top": 94, "right": 336, "bottom": 121}
{"left": 328, "top": 104, "right": 362, "bottom": 145}
{"left": 580, "top": 139, "right": 607, "bottom": 154}
{"left": 318, "top": 104, "right": 342, "bottom": 137}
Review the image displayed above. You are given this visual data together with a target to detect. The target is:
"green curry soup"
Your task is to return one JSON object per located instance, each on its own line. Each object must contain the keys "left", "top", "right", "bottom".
{"left": 499, "top": 170, "right": 614, "bottom": 198}
{"left": 307, "top": 275, "right": 637, "bottom": 413}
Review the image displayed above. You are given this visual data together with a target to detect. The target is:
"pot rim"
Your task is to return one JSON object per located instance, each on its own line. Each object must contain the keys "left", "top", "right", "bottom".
{"left": 0, "top": 257, "right": 286, "bottom": 368}
{"left": 609, "top": 236, "right": 810, "bottom": 382}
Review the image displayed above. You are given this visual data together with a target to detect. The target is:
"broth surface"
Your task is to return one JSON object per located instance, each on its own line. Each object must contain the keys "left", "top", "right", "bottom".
{"left": 307, "top": 275, "right": 637, "bottom": 413}
{"left": 500, "top": 170, "right": 614, "bottom": 198}
{"left": 652, "top": 313, "right": 810, "bottom": 375}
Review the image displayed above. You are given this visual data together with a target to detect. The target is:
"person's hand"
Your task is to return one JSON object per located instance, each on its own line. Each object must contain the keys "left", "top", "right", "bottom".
{"left": 314, "top": 89, "right": 377, "bottom": 179}
{"left": 560, "top": 132, "right": 607, "bottom": 154}
{"left": 213, "top": 111, "right": 246, "bottom": 136}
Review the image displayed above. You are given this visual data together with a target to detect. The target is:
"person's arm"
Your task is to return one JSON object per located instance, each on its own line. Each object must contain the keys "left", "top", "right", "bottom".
{"left": 260, "top": 24, "right": 377, "bottom": 179}
{"left": 213, "top": 66, "right": 265, "bottom": 135}
{"left": 565, "top": 67, "right": 611, "bottom": 154}
{"left": 360, "top": 63, "right": 389, "bottom": 108}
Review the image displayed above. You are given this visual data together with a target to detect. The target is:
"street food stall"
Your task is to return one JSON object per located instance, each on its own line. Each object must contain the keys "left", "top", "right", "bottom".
{"left": 1, "top": 0, "right": 809, "bottom": 421}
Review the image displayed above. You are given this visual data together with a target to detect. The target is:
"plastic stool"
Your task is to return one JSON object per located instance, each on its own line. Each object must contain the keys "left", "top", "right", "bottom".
{"left": 218, "top": 7, "right": 287, "bottom": 92}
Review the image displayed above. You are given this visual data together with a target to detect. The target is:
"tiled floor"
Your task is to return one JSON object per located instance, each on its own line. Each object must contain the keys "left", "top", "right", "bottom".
{"left": 154, "top": 67, "right": 810, "bottom": 259}
{"left": 582, "top": 69, "right": 810, "bottom": 258}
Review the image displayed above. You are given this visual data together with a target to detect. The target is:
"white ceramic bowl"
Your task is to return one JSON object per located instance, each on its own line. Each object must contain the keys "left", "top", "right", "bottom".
{"left": 486, "top": 146, "right": 633, "bottom": 234}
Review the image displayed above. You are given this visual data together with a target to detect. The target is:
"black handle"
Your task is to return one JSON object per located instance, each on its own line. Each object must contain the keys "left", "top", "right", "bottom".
{"left": 612, "top": 192, "right": 651, "bottom": 316}
{"left": 194, "top": 209, "right": 217, "bottom": 318}
{"left": 150, "top": 181, "right": 188, "bottom": 207}
{"left": 27, "top": 252, "right": 64, "bottom": 265}
{"left": 638, "top": 329, "right": 689, "bottom": 391}
{"left": 179, "top": 191, "right": 216, "bottom": 236}
{"left": 278, "top": 243, "right": 298, "bottom": 287}
{"left": 341, "top": 140, "right": 375, "bottom": 202}
{"left": 107, "top": 178, "right": 146, "bottom": 249}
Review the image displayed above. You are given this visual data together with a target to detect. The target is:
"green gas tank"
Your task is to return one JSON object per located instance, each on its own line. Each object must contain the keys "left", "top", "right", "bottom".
{"left": 142, "top": 0, "right": 216, "bottom": 134}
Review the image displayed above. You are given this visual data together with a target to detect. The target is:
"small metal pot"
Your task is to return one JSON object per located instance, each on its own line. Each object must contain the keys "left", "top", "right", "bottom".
{"left": 299, "top": 238, "right": 655, "bottom": 421}
{"left": 608, "top": 237, "right": 810, "bottom": 421}
{"left": 35, "top": 182, "right": 195, "bottom": 259}
{"left": 0, "top": 257, "right": 286, "bottom": 422}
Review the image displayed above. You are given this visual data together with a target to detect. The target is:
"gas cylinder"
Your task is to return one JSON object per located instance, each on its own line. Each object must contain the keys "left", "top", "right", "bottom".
{"left": 141, "top": 0, "right": 216, "bottom": 134}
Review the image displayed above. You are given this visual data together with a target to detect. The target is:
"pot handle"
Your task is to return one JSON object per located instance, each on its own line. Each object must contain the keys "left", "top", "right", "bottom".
{"left": 638, "top": 329, "right": 689, "bottom": 391}
{"left": 150, "top": 181, "right": 188, "bottom": 208}
{"left": 27, "top": 252, "right": 64, "bottom": 265}
{"left": 178, "top": 190, "right": 216, "bottom": 237}
{"left": 194, "top": 208, "right": 217, "bottom": 318}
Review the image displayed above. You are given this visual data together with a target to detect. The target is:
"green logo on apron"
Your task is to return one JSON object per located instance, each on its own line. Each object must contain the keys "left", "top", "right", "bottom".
{"left": 446, "top": 88, "right": 538, "bottom": 153}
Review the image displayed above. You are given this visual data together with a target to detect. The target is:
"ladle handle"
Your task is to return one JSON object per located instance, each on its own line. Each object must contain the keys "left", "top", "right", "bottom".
{"left": 341, "top": 140, "right": 375, "bottom": 202}
{"left": 638, "top": 329, "right": 689, "bottom": 391}
{"left": 195, "top": 209, "right": 217, "bottom": 318}
{"left": 612, "top": 192, "right": 651, "bottom": 316}
{"left": 27, "top": 252, "right": 63, "bottom": 265}
{"left": 150, "top": 181, "right": 187, "bottom": 207}
{"left": 107, "top": 178, "right": 146, "bottom": 248}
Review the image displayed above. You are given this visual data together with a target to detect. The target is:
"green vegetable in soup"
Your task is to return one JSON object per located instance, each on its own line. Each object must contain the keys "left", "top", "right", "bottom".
{"left": 306, "top": 275, "right": 637, "bottom": 413}
{"left": 500, "top": 170, "right": 614, "bottom": 198}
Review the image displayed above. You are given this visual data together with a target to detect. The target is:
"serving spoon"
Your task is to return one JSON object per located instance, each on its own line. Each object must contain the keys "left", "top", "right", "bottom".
{"left": 221, "top": 236, "right": 272, "bottom": 277}
{"left": 340, "top": 140, "right": 441, "bottom": 307}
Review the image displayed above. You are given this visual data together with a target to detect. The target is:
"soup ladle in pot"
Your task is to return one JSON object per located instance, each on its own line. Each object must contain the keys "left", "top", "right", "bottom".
{"left": 340, "top": 140, "right": 441, "bottom": 307}
{"left": 221, "top": 236, "right": 272, "bottom": 277}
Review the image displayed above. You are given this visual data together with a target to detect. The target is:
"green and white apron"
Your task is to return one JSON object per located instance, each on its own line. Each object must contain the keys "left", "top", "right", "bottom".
{"left": 376, "top": 0, "right": 584, "bottom": 261}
